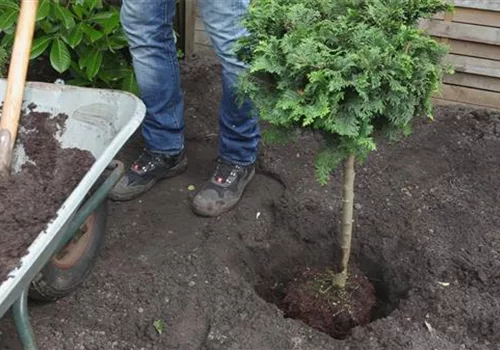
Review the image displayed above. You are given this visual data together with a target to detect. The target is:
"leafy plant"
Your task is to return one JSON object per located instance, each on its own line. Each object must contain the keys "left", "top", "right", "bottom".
{"left": 153, "top": 319, "right": 165, "bottom": 334}
{"left": 0, "top": 41, "right": 6, "bottom": 77}
{"left": 237, "top": 0, "right": 453, "bottom": 289}
{"left": 0, "top": 0, "right": 139, "bottom": 94}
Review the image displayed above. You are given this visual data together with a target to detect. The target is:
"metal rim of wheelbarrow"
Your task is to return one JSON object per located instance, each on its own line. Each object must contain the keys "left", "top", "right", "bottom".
{"left": 12, "top": 160, "right": 125, "bottom": 350}
{"left": 51, "top": 213, "right": 95, "bottom": 269}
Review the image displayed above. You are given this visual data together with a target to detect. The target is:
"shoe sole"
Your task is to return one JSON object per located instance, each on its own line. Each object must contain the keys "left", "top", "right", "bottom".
{"left": 191, "top": 167, "right": 256, "bottom": 217}
{"left": 108, "top": 157, "right": 188, "bottom": 202}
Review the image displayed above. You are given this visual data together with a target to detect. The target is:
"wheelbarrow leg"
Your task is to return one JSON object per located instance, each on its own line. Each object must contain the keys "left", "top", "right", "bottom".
{"left": 12, "top": 288, "right": 38, "bottom": 350}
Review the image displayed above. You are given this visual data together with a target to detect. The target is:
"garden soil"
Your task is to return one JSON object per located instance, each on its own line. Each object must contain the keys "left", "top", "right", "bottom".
{"left": 0, "top": 110, "right": 94, "bottom": 283}
{"left": 1, "top": 55, "right": 500, "bottom": 349}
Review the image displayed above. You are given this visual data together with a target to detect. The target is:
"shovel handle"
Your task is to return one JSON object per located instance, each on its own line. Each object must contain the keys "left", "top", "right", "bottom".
{"left": 0, "top": 0, "right": 38, "bottom": 146}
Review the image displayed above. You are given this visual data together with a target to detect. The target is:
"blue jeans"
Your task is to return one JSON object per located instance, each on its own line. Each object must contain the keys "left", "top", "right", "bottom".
{"left": 120, "top": 0, "right": 260, "bottom": 166}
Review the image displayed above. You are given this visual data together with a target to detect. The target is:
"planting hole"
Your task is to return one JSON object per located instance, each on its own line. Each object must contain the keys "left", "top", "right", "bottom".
{"left": 248, "top": 227, "right": 403, "bottom": 340}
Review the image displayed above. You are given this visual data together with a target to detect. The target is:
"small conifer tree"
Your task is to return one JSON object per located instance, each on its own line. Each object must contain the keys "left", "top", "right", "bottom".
{"left": 237, "top": 0, "right": 452, "bottom": 289}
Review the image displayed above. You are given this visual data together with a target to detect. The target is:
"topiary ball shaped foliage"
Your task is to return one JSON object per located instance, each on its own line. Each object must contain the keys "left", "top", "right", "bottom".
{"left": 236, "top": 0, "right": 453, "bottom": 184}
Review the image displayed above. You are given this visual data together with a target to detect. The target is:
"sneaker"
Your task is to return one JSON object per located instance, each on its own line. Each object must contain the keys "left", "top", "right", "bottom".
{"left": 192, "top": 158, "right": 255, "bottom": 217}
{"left": 109, "top": 148, "right": 187, "bottom": 201}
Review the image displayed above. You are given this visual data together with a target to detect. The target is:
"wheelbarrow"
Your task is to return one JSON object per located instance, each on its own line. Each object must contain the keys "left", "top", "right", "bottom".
{"left": 0, "top": 80, "right": 145, "bottom": 349}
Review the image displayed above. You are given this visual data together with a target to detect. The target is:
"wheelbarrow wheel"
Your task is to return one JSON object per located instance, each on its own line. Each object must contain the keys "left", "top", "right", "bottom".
{"left": 28, "top": 186, "right": 108, "bottom": 302}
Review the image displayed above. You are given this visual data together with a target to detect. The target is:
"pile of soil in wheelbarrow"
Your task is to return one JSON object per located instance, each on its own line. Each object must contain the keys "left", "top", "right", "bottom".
{"left": 0, "top": 107, "right": 94, "bottom": 284}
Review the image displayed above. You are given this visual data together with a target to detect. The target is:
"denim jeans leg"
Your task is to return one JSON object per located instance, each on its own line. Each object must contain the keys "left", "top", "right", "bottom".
{"left": 120, "top": 0, "right": 184, "bottom": 155}
{"left": 198, "top": 0, "right": 260, "bottom": 166}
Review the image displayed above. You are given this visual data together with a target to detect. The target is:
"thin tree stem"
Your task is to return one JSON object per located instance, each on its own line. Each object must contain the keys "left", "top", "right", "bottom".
{"left": 332, "top": 154, "right": 355, "bottom": 289}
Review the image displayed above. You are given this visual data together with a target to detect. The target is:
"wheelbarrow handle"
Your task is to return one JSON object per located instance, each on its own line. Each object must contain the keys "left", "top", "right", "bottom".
{"left": 0, "top": 0, "right": 38, "bottom": 175}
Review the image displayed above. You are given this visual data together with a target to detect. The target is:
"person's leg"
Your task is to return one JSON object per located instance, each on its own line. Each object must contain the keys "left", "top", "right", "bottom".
{"left": 110, "top": 0, "right": 187, "bottom": 201}
{"left": 192, "top": 0, "right": 261, "bottom": 216}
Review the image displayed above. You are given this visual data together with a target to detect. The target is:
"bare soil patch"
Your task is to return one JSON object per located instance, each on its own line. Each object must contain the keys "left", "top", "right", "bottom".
{"left": 1, "top": 55, "right": 499, "bottom": 350}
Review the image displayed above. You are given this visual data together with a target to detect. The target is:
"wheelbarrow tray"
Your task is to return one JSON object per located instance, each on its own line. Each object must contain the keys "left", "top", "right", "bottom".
{"left": 0, "top": 80, "right": 145, "bottom": 318}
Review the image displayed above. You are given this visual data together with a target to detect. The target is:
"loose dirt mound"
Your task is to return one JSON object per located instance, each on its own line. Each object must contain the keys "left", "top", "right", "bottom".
{"left": 1, "top": 56, "right": 499, "bottom": 350}
{"left": 0, "top": 109, "right": 94, "bottom": 283}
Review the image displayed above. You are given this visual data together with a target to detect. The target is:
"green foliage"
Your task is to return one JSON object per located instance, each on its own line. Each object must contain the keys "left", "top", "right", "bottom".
{"left": 153, "top": 319, "right": 165, "bottom": 334}
{"left": 0, "top": 42, "right": 6, "bottom": 77}
{"left": 261, "top": 124, "right": 298, "bottom": 145}
{"left": 236, "top": 0, "right": 453, "bottom": 184}
{"left": 0, "top": 0, "right": 139, "bottom": 94}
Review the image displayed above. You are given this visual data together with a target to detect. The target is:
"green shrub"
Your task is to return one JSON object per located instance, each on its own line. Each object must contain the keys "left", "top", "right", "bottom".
{"left": 236, "top": 0, "right": 453, "bottom": 288}
{"left": 237, "top": 0, "right": 453, "bottom": 184}
{"left": 0, "top": 0, "right": 138, "bottom": 94}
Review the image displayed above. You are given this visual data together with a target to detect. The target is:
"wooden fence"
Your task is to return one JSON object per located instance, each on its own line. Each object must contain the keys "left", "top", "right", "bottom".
{"left": 420, "top": 1, "right": 500, "bottom": 110}
{"left": 183, "top": 0, "right": 212, "bottom": 57}
{"left": 183, "top": 0, "right": 500, "bottom": 111}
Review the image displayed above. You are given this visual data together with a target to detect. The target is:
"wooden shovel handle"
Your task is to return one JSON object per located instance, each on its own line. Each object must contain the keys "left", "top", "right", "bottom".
{"left": 0, "top": 0, "right": 38, "bottom": 144}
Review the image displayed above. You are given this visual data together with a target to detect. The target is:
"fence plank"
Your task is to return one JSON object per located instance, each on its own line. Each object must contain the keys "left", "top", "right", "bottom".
{"left": 432, "top": 97, "right": 500, "bottom": 111}
{"left": 420, "top": 19, "right": 500, "bottom": 46}
{"left": 436, "top": 84, "right": 500, "bottom": 109}
{"left": 443, "top": 72, "right": 500, "bottom": 92}
{"left": 184, "top": 0, "right": 196, "bottom": 57}
{"left": 445, "top": 54, "right": 500, "bottom": 78}
{"left": 446, "top": 40, "right": 500, "bottom": 61}
{"left": 433, "top": 7, "right": 500, "bottom": 27}
{"left": 452, "top": 0, "right": 500, "bottom": 12}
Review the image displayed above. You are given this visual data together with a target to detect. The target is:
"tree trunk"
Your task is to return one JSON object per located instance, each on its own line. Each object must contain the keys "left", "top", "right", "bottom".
{"left": 332, "top": 154, "right": 355, "bottom": 289}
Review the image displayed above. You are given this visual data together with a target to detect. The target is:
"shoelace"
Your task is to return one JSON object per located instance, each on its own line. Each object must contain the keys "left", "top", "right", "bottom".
{"left": 132, "top": 150, "right": 161, "bottom": 172}
{"left": 214, "top": 160, "right": 238, "bottom": 184}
